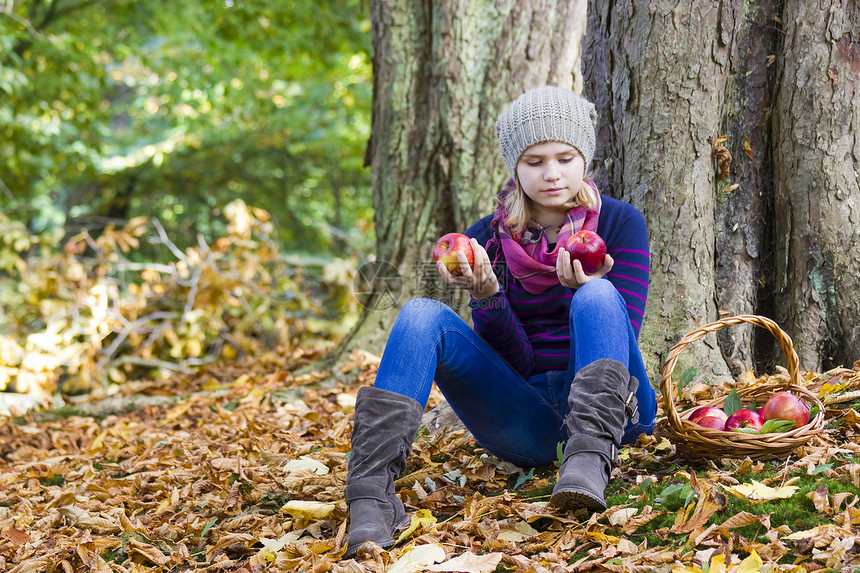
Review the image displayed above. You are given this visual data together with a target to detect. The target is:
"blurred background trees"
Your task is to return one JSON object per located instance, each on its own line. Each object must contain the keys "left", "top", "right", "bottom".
{"left": 1, "top": 0, "right": 374, "bottom": 396}
{"left": 2, "top": 0, "right": 373, "bottom": 253}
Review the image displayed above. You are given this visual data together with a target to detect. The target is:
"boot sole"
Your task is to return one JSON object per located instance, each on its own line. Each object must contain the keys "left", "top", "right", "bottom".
{"left": 343, "top": 514, "right": 411, "bottom": 558}
{"left": 549, "top": 488, "right": 606, "bottom": 513}
{"left": 344, "top": 536, "right": 395, "bottom": 558}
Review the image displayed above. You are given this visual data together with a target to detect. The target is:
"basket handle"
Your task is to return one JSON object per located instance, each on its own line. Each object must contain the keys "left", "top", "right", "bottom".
{"left": 660, "top": 314, "right": 801, "bottom": 433}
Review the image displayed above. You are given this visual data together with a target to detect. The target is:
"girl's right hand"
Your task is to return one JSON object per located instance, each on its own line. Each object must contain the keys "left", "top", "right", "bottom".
{"left": 555, "top": 248, "right": 614, "bottom": 289}
{"left": 436, "top": 238, "right": 500, "bottom": 299}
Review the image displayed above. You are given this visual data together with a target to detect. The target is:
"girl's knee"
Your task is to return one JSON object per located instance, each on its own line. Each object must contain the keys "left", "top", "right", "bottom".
{"left": 571, "top": 279, "right": 620, "bottom": 307}
{"left": 394, "top": 298, "right": 461, "bottom": 335}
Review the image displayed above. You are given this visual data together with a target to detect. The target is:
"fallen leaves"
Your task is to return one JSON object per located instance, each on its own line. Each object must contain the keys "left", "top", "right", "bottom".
{"left": 712, "top": 135, "right": 732, "bottom": 180}
{"left": 1, "top": 355, "right": 860, "bottom": 571}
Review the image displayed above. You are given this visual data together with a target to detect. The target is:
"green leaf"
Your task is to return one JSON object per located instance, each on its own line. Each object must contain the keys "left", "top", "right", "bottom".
{"left": 659, "top": 484, "right": 685, "bottom": 498}
{"left": 723, "top": 389, "right": 743, "bottom": 416}
{"left": 732, "top": 427, "right": 761, "bottom": 434}
{"left": 683, "top": 486, "right": 697, "bottom": 507}
{"left": 677, "top": 366, "right": 697, "bottom": 393}
{"left": 200, "top": 517, "right": 218, "bottom": 538}
{"left": 732, "top": 419, "right": 796, "bottom": 434}
{"left": 555, "top": 442, "right": 565, "bottom": 468}
{"left": 812, "top": 463, "right": 834, "bottom": 474}
{"left": 514, "top": 468, "right": 535, "bottom": 490}
{"left": 760, "top": 419, "right": 795, "bottom": 434}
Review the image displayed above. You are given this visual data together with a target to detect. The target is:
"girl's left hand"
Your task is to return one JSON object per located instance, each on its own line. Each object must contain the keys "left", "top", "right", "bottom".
{"left": 556, "top": 249, "right": 614, "bottom": 289}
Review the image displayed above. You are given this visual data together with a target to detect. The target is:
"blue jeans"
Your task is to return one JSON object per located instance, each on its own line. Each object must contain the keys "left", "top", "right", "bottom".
{"left": 373, "top": 279, "right": 657, "bottom": 467}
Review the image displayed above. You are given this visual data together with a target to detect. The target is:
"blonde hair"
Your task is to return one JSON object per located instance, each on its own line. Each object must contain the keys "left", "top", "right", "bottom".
{"left": 503, "top": 175, "right": 598, "bottom": 235}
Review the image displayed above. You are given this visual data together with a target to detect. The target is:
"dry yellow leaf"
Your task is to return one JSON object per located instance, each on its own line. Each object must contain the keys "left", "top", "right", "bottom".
{"left": 496, "top": 519, "right": 539, "bottom": 542}
{"left": 784, "top": 524, "right": 855, "bottom": 546}
{"left": 87, "top": 429, "right": 108, "bottom": 454}
{"left": 154, "top": 497, "right": 171, "bottom": 515}
{"left": 387, "top": 544, "right": 446, "bottom": 573}
{"left": 57, "top": 506, "right": 122, "bottom": 533}
{"left": 608, "top": 507, "right": 638, "bottom": 526}
{"left": 717, "top": 511, "right": 769, "bottom": 533}
{"left": 395, "top": 509, "right": 437, "bottom": 544}
{"left": 737, "top": 549, "right": 763, "bottom": 573}
{"left": 586, "top": 530, "right": 620, "bottom": 544}
{"left": 282, "top": 456, "right": 329, "bottom": 475}
{"left": 723, "top": 480, "right": 798, "bottom": 501}
{"left": 425, "top": 551, "right": 503, "bottom": 573}
{"left": 281, "top": 500, "right": 336, "bottom": 521}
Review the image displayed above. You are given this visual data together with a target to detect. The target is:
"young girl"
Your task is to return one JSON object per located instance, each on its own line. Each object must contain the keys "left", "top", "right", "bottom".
{"left": 343, "top": 86, "right": 657, "bottom": 557}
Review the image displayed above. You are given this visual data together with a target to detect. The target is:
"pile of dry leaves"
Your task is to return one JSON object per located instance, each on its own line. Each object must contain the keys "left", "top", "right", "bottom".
{"left": 1, "top": 347, "right": 860, "bottom": 573}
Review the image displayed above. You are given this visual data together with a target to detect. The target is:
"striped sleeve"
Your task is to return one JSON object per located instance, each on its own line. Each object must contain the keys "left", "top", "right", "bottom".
{"left": 600, "top": 200, "right": 650, "bottom": 338}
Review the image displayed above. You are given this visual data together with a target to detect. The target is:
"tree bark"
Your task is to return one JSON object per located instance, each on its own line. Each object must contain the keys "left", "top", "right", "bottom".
{"left": 714, "top": 1, "right": 782, "bottom": 376}
{"left": 774, "top": 2, "right": 860, "bottom": 372}
{"left": 585, "top": 0, "right": 860, "bottom": 380}
{"left": 584, "top": 0, "right": 738, "bottom": 383}
{"left": 331, "top": 0, "right": 587, "bottom": 364}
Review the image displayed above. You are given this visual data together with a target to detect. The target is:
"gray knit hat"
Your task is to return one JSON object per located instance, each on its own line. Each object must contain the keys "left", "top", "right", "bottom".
{"left": 495, "top": 86, "right": 598, "bottom": 177}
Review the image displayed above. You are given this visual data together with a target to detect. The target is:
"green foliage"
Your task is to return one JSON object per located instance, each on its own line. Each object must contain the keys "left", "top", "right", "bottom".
{"left": 733, "top": 419, "right": 795, "bottom": 434}
{"left": 513, "top": 468, "right": 535, "bottom": 490}
{"left": 1, "top": 0, "right": 373, "bottom": 253}
{"left": 604, "top": 456, "right": 860, "bottom": 552}
{"left": 722, "top": 388, "right": 743, "bottom": 416}
{"left": 676, "top": 366, "right": 697, "bottom": 394}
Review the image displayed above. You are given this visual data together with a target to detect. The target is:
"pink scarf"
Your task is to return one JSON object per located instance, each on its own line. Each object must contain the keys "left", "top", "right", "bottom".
{"left": 495, "top": 179, "right": 602, "bottom": 294}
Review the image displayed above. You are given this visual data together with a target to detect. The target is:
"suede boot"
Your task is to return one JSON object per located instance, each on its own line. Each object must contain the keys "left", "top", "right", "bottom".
{"left": 550, "top": 358, "right": 639, "bottom": 512}
{"left": 343, "top": 386, "right": 423, "bottom": 558}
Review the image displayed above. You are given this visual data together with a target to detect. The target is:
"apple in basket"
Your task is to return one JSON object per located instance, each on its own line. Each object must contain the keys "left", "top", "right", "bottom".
{"left": 696, "top": 416, "right": 727, "bottom": 431}
{"left": 760, "top": 391, "right": 810, "bottom": 429}
{"left": 688, "top": 406, "right": 728, "bottom": 426}
{"left": 725, "top": 409, "right": 765, "bottom": 432}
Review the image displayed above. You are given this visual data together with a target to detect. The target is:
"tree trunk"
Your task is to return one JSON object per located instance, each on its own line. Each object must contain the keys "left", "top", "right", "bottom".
{"left": 330, "top": 0, "right": 587, "bottom": 364}
{"left": 714, "top": 1, "right": 782, "bottom": 376}
{"left": 774, "top": 2, "right": 860, "bottom": 372}
{"left": 585, "top": 0, "right": 860, "bottom": 381}
{"left": 584, "top": 0, "right": 739, "bottom": 383}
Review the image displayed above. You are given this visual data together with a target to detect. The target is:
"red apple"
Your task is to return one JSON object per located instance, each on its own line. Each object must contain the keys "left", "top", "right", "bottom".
{"left": 725, "top": 409, "right": 765, "bottom": 432}
{"left": 563, "top": 230, "right": 607, "bottom": 274}
{"left": 688, "top": 406, "right": 729, "bottom": 425}
{"left": 760, "top": 391, "right": 810, "bottom": 429}
{"left": 696, "top": 415, "right": 727, "bottom": 431}
{"left": 433, "top": 233, "right": 475, "bottom": 275}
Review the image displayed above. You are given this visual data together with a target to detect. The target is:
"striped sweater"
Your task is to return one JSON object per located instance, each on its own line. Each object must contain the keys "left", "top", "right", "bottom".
{"left": 465, "top": 194, "right": 650, "bottom": 379}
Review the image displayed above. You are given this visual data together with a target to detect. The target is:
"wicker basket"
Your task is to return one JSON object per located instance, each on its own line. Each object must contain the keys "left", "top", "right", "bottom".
{"left": 655, "top": 315, "right": 825, "bottom": 461}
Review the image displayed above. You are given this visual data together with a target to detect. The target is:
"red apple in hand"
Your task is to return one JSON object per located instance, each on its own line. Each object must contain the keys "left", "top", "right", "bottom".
{"left": 433, "top": 233, "right": 475, "bottom": 275}
{"left": 761, "top": 391, "right": 810, "bottom": 429}
{"left": 688, "top": 406, "right": 728, "bottom": 425}
{"left": 725, "top": 409, "right": 765, "bottom": 432}
{"left": 696, "top": 416, "right": 727, "bottom": 432}
{"left": 563, "top": 230, "right": 607, "bottom": 274}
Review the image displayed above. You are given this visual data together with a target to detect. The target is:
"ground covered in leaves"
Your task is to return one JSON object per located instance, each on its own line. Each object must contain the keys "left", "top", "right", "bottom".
{"left": 2, "top": 348, "right": 860, "bottom": 573}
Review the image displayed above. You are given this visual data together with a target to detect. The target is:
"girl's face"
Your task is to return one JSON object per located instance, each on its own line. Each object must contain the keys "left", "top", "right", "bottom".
{"left": 516, "top": 141, "right": 585, "bottom": 221}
